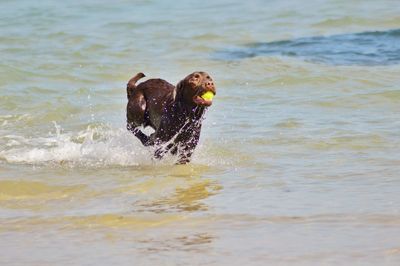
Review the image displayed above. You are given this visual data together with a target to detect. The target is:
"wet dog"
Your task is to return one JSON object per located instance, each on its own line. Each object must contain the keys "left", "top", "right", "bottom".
{"left": 126, "top": 72, "right": 216, "bottom": 164}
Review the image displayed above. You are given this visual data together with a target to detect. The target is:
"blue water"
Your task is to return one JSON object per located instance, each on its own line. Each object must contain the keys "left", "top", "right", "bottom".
{"left": 216, "top": 29, "right": 400, "bottom": 65}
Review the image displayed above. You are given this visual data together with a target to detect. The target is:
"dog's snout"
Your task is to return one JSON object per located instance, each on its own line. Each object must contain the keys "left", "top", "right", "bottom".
{"left": 205, "top": 81, "right": 214, "bottom": 89}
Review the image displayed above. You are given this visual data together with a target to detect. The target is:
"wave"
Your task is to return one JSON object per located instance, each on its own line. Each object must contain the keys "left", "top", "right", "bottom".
{"left": 215, "top": 28, "right": 400, "bottom": 65}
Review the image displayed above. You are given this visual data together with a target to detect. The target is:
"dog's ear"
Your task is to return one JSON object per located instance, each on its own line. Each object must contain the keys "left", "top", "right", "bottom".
{"left": 174, "top": 80, "right": 185, "bottom": 101}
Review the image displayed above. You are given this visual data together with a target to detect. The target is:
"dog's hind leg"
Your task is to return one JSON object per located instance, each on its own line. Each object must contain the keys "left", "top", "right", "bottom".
{"left": 126, "top": 73, "right": 153, "bottom": 146}
{"left": 126, "top": 90, "right": 153, "bottom": 146}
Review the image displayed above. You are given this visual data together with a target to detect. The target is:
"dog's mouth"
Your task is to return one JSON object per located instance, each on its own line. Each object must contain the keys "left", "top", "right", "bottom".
{"left": 193, "top": 91, "right": 215, "bottom": 106}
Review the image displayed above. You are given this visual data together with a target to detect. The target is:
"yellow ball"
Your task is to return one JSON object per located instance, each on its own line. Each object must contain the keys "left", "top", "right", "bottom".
{"left": 201, "top": 91, "right": 214, "bottom": 101}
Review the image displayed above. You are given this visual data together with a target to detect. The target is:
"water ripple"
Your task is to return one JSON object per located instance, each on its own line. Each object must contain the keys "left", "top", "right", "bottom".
{"left": 215, "top": 29, "right": 400, "bottom": 65}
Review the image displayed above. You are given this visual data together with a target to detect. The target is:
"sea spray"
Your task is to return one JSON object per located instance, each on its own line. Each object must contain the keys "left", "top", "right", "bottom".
{"left": 0, "top": 122, "right": 152, "bottom": 167}
{"left": 0, "top": 121, "right": 233, "bottom": 168}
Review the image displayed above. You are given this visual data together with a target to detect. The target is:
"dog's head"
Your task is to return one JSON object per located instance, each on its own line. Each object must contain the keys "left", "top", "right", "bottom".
{"left": 175, "top": 71, "right": 216, "bottom": 107}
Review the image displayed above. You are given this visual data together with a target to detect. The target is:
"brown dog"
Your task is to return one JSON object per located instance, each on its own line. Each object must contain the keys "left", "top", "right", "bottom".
{"left": 126, "top": 71, "right": 216, "bottom": 164}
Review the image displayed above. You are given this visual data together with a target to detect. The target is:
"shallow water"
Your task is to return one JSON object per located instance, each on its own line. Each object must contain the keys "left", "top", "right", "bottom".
{"left": 1, "top": 0, "right": 400, "bottom": 265}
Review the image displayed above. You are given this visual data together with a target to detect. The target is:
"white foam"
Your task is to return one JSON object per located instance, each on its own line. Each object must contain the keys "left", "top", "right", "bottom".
{"left": 0, "top": 122, "right": 154, "bottom": 167}
{"left": 0, "top": 122, "right": 231, "bottom": 168}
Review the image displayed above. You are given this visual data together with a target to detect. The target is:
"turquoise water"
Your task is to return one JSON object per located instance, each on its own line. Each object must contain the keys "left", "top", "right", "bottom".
{"left": 1, "top": 0, "right": 400, "bottom": 265}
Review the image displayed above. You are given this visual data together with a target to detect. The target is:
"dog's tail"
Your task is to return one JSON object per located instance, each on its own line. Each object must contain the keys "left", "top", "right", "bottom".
{"left": 127, "top": 72, "right": 146, "bottom": 99}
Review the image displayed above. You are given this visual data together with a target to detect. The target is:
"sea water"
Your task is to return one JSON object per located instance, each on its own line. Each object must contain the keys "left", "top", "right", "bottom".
{"left": 1, "top": 0, "right": 400, "bottom": 265}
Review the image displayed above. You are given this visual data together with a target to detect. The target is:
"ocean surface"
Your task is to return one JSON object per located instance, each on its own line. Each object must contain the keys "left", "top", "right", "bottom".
{"left": 1, "top": 0, "right": 400, "bottom": 265}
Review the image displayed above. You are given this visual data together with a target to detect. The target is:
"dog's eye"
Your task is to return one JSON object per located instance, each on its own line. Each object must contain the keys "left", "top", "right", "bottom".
{"left": 194, "top": 74, "right": 200, "bottom": 79}
{"left": 206, "top": 76, "right": 211, "bottom": 80}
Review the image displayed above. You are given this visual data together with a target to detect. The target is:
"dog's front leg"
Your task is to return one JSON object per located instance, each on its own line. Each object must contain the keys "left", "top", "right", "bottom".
{"left": 154, "top": 143, "right": 175, "bottom": 159}
{"left": 127, "top": 124, "right": 154, "bottom": 146}
{"left": 175, "top": 128, "right": 201, "bottom": 164}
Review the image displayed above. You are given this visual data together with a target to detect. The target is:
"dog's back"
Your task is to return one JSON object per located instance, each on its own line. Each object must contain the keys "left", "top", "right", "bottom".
{"left": 126, "top": 74, "right": 175, "bottom": 131}
{"left": 135, "top": 79, "right": 175, "bottom": 129}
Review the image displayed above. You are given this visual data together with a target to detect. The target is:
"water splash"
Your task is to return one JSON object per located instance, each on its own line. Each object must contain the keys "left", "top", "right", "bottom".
{"left": 0, "top": 122, "right": 153, "bottom": 167}
{"left": 0, "top": 122, "right": 232, "bottom": 168}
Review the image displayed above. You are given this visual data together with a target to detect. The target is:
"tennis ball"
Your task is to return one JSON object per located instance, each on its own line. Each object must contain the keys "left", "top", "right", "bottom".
{"left": 201, "top": 91, "right": 214, "bottom": 101}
